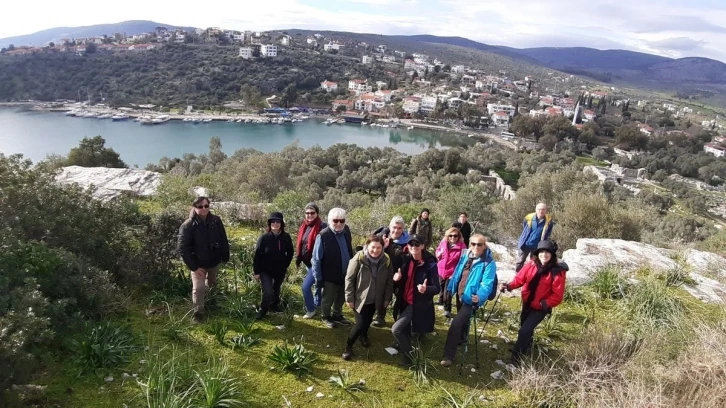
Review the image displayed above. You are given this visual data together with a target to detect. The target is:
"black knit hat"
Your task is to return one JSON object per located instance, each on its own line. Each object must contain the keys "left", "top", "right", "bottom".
{"left": 421, "top": 208, "right": 430, "bottom": 215}
{"left": 305, "top": 202, "right": 320, "bottom": 215}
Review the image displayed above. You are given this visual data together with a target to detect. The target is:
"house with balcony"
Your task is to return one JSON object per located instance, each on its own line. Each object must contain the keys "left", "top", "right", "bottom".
{"left": 260, "top": 44, "right": 277, "bottom": 57}
{"left": 402, "top": 97, "right": 421, "bottom": 114}
{"left": 320, "top": 80, "right": 338, "bottom": 92}
{"left": 348, "top": 79, "right": 372, "bottom": 94}
{"left": 487, "top": 103, "right": 516, "bottom": 117}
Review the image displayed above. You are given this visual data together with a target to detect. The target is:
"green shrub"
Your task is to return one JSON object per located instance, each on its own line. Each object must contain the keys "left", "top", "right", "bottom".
{"left": 137, "top": 347, "right": 196, "bottom": 408}
{"left": 70, "top": 321, "right": 137, "bottom": 375}
{"left": 161, "top": 303, "right": 192, "bottom": 342}
{"left": 622, "top": 276, "right": 686, "bottom": 330}
{"left": 267, "top": 339, "right": 317, "bottom": 377}
{"left": 329, "top": 368, "right": 366, "bottom": 392}
{"left": 207, "top": 321, "right": 229, "bottom": 346}
{"left": 229, "top": 335, "right": 260, "bottom": 351}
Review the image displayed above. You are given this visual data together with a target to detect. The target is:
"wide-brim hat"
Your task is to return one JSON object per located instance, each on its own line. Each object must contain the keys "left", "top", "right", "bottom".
{"left": 268, "top": 211, "right": 284, "bottom": 223}
{"left": 533, "top": 240, "right": 557, "bottom": 256}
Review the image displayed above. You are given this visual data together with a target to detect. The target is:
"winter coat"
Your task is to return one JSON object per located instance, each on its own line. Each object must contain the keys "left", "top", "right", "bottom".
{"left": 507, "top": 260, "right": 567, "bottom": 310}
{"left": 312, "top": 226, "right": 354, "bottom": 285}
{"left": 435, "top": 239, "right": 467, "bottom": 280}
{"left": 253, "top": 231, "right": 294, "bottom": 278}
{"left": 447, "top": 248, "right": 497, "bottom": 308}
{"left": 409, "top": 217, "right": 433, "bottom": 247}
{"left": 394, "top": 250, "right": 441, "bottom": 333}
{"left": 517, "top": 213, "right": 555, "bottom": 250}
{"left": 177, "top": 213, "right": 230, "bottom": 271}
{"left": 344, "top": 251, "right": 394, "bottom": 313}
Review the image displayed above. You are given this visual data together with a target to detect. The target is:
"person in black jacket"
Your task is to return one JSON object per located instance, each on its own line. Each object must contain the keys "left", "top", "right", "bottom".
{"left": 177, "top": 196, "right": 230, "bottom": 324}
{"left": 391, "top": 233, "right": 441, "bottom": 366}
{"left": 452, "top": 212, "right": 472, "bottom": 246}
{"left": 253, "top": 212, "right": 294, "bottom": 320}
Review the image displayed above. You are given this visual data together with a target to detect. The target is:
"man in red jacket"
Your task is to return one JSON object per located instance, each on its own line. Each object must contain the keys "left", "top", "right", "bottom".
{"left": 501, "top": 239, "right": 567, "bottom": 364}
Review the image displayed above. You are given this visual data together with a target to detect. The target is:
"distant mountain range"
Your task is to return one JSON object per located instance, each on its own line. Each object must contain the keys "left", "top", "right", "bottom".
{"left": 3, "top": 21, "right": 726, "bottom": 99}
{"left": 0, "top": 20, "right": 196, "bottom": 48}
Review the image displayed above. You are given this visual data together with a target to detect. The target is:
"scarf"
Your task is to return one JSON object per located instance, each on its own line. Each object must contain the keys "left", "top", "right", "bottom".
{"left": 296, "top": 216, "right": 322, "bottom": 256}
{"left": 365, "top": 250, "right": 383, "bottom": 278}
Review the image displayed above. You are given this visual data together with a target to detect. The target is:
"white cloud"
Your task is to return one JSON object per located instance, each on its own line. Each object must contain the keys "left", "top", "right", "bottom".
{"left": 2, "top": 0, "right": 726, "bottom": 62}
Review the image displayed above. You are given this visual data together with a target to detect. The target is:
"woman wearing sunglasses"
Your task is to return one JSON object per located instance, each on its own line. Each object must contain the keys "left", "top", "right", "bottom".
{"left": 391, "top": 233, "right": 441, "bottom": 366}
{"left": 177, "top": 196, "right": 230, "bottom": 324}
{"left": 440, "top": 234, "right": 496, "bottom": 368}
{"left": 435, "top": 227, "right": 466, "bottom": 318}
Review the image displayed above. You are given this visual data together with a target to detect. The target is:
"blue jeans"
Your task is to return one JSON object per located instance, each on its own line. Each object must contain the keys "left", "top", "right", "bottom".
{"left": 302, "top": 266, "right": 321, "bottom": 312}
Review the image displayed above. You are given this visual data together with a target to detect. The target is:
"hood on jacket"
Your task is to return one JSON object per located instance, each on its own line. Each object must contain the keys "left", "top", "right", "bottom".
{"left": 393, "top": 230, "right": 410, "bottom": 245}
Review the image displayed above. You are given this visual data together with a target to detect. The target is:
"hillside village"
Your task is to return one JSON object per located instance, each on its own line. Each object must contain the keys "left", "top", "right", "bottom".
{"left": 2, "top": 25, "right": 726, "bottom": 161}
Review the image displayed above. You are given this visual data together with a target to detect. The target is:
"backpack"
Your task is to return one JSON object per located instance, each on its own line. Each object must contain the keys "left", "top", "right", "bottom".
{"left": 489, "top": 273, "right": 498, "bottom": 301}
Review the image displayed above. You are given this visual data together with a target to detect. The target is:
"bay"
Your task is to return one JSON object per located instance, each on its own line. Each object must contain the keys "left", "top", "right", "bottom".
{"left": 0, "top": 108, "right": 474, "bottom": 167}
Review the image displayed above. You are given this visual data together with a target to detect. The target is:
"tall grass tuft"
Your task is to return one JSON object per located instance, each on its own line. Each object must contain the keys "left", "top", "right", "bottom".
{"left": 588, "top": 265, "right": 630, "bottom": 299}
{"left": 622, "top": 276, "right": 686, "bottom": 331}
{"left": 160, "top": 302, "right": 192, "bottom": 342}
{"left": 328, "top": 368, "right": 366, "bottom": 392}
{"left": 408, "top": 346, "right": 437, "bottom": 387}
{"left": 207, "top": 321, "right": 229, "bottom": 346}
{"left": 193, "top": 358, "right": 246, "bottom": 408}
{"left": 138, "top": 346, "right": 196, "bottom": 408}
{"left": 70, "top": 320, "right": 137, "bottom": 375}
{"left": 267, "top": 338, "right": 317, "bottom": 377}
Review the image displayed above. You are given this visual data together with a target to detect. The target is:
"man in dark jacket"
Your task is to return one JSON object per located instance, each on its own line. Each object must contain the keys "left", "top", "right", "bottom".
{"left": 515, "top": 203, "right": 555, "bottom": 272}
{"left": 409, "top": 208, "right": 434, "bottom": 249}
{"left": 452, "top": 212, "right": 472, "bottom": 246}
{"left": 391, "top": 233, "right": 441, "bottom": 366}
{"left": 312, "top": 207, "right": 354, "bottom": 328}
{"left": 373, "top": 215, "right": 410, "bottom": 326}
{"left": 177, "top": 196, "right": 230, "bottom": 323}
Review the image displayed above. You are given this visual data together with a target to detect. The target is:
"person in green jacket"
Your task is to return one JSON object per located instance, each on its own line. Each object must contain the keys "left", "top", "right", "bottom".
{"left": 409, "top": 208, "right": 433, "bottom": 248}
{"left": 343, "top": 235, "right": 394, "bottom": 360}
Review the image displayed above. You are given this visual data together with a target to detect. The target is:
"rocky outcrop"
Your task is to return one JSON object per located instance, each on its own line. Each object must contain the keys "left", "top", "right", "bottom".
{"left": 562, "top": 238, "right": 726, "bottom": 303}
{"left": 55, "top": 166, "right": 162, "bottom": 201}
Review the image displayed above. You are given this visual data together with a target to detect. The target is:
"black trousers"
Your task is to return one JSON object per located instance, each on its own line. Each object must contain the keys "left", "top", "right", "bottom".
{"left": 513, "top": 306, "right": 548, "bottom": 355}
{"left": 259, "top": 273, "right": 283, "bottom": 315}
{"left": 347, "top": 303, "right": 376, "bottom": 346}
{"left": 443, "top": 298, "right": 474, "bottom": 360}
{"left": 439, "top": 278, "right": 453, "bottom": 312}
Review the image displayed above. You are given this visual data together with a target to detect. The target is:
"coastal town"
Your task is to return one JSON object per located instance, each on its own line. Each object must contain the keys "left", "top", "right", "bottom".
{"left": 3, "top": 25, "right": 726, "bottom": 159}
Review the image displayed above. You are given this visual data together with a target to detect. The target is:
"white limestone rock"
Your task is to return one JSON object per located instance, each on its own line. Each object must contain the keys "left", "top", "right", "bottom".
{"left": 55, "top": 166, "right": 162, "bottom": 201}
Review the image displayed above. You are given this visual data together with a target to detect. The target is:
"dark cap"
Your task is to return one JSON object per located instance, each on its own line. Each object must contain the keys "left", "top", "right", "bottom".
{"left": 421, "top": 208, "right": 430, "bottom": 215}
{"left": 408, "top": 233, "right": 425, "bottom": 245}
{"left": 268, "top": 212, "right": 284, "bottom": 223}
{"left": 533, "top": 240, "right": 558, "bottom": 256}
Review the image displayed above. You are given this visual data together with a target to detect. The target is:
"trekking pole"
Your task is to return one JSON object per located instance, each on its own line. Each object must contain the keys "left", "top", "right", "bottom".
{"left": 479, "top": 291, "right": 503, "bottom": 335}
{"left": 473, "top": 304, "right": 480, "bottom": 369}
{"left": 459, "top": 305, "right": 476, "bottom": 376}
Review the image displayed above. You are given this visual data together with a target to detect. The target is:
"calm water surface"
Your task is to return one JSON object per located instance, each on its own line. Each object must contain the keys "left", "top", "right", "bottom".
{"left": 0, "top": 108, "right": 473, "bottom": 167}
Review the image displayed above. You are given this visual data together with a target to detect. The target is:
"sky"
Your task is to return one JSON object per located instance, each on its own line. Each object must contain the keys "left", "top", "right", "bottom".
{"left": 3, "top": 0, "right": 726, "bottom": 62}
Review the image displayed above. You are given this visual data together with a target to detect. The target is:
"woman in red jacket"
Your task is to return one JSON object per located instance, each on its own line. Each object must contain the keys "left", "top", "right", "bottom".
{"left": 501, "top": 239, "right": 566, "bottom": 364}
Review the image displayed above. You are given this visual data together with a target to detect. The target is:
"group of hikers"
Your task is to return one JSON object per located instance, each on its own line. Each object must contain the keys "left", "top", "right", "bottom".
{"left": 177, "top": 197, "right": 566, "bottom": 367}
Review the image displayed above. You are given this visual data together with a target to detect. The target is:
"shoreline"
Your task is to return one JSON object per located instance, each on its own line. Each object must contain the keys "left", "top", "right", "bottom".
{"left": 0, "top": 102, "right": 493, "bottom": 137}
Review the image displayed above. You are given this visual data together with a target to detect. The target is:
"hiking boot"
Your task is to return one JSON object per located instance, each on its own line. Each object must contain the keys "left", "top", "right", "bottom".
{"left": 270, "top": 305, "right": 283, "bottom": 314}
{"left": 331, "top": 315, "right": 352, "bottom": 326}
{"left": 255, "top": 310, "right": 266, "bottom": 320}
{"left": 389, "top": 341, "right": 400, "bottom": 350}
{"left": 191, "top": 312, "right": 204, "bottom": 325}
{"left": 372, "top": 317, "right": 385, "bottom": 327}
{"left": 342, "top": 345, "right": 353, "bottom": 361}
{"left": 440, "top": 359, "right": 452, "bottom": 367}
{"left": 322, "top": 317, "right": 337, "bottom": 328}
{"left": 360, "top": 336, "right": 370, "bottom": 348}
{"left": 303, "top": 310, "right": 317, "bottom": 319}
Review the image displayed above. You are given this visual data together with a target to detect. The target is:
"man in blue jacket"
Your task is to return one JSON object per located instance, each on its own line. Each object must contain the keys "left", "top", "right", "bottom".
{"left": 515, "top": 203, "right": 554, "bottom": 272}
{"left": 440, "top": 233, "right": 496, "bottom": 367}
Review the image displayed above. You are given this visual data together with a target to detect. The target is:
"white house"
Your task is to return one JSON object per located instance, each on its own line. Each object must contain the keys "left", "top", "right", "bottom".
{"left": 583, "top": 109, "right": 596, "bottom": 120}
{"left": 362, "top": 55, "right": 373, "bottom": 64}
{"left": 382, "top": 55, "right": 396, "bottom": 63}
{"left": 239, "top": 47, "right": 253, "bottom": 59}
{"left": 492, "top": 111, "right": 510, "bottom": 126}
{"left": 419, "top": 95, "right": 438, "bottom": 114}
{"left": 374, "top": 89, "right": 393, "bottom": 102}
{"left": 348, "top": 79, "right": 372, "bottom": 94}
{"left": 233, "top": 33, "right": 245, "bottom": 42}
{"left": 375, "top": 80, "right": 388, "bottom": 90}
{"left": 260, "top": 44, "right": 278, "bottom": 57}
{"left": 638, "top": 123, "right": 653, "bottom": 136}
{"left": 320, "top": 80, "right": 338, "bottom": 92}
{"left": 487, "top": 103, "right": 516, "bottom": 117}
{"left": 403, "top": 97, "right": 421, "bottom": 114}
{"left": 175, "top": 33, "right": 185, "bottom": 43}
{"left": 704, "top": 143, "right": 726, "bottom": 157}
{"left": 376, "top": 44, "right": 387, "bottom": 53}
{"left": 663, "top": 103, "right": 677, "bottom": 112}
{"left": 324, "top": 42, "right": 342, "bottom": 51}
{"left": 306, "top": 38, "right": 317, "bottom": 46}
{"left": 280, "top": 35, "right": 291, "bottom": 46}
{"left": 702, "top": 120, "right": 714, "bottom": 127}
{"left": 451, "top": 65, "right": 466, "bottom": 73}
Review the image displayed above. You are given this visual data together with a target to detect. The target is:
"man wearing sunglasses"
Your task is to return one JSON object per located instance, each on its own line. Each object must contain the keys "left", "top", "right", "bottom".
{"left": 440, "top": 234, "right": 496, "bottom": 367}
{"left": 312, "top": 208, "right": 354, "bottom": 328}
{"left": 177, "top": 196, "right": 230, "bottom": 324}
{"left": 391, "top": 233, "right": 441, "bottom": 366}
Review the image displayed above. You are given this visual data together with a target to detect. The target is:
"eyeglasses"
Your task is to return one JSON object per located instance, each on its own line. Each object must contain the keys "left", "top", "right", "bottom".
{"left": 408, "top": 242, "right": 422, "bottom": 247}
{"left": 470, "top": 242, "right": 485, "bottom": 247}
{"left": 332, "top": 219, "right": 346, "bottom": 224}
{"left": 304, "top": 212, "right": 316, "bottom": 215}
{"left": 448, "top": 234, "right": 459, "bottom": 238}
{"left": 270, "top": 220, "right": 281, "bottom": 224}
{"left": 195, "top": 204, "right": 210, "bottom": 209}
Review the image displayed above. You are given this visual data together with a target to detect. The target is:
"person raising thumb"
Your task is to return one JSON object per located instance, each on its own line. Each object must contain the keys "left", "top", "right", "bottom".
{"left": 417, "top": 278, "right": 428, "bottom": 294}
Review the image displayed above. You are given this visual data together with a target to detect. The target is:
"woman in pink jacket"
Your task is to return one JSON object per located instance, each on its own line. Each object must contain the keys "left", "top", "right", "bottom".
{"left": 435, "top": 227, "right": 466, "bottom": 318}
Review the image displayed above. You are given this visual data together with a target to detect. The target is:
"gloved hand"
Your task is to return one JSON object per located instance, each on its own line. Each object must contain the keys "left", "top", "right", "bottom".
{"left": 500, "top": 282, "right": 509, "bottom": 292}
{"left": 540, "top": 299, "right": 551, "bottom": 313}
{"left": 295, "top": 259, "right": 302, "bottom": 268}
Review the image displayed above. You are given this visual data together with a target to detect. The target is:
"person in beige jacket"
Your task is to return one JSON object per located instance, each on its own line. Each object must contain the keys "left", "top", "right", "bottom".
{"left": 343, "top": 235, "right": 394, "bottom": 360}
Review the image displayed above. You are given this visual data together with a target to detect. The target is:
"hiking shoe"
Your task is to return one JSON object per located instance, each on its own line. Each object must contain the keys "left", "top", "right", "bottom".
{"left": 191, "top": 313, "right": 203, "bottom": 325}
{"left": 360, "top": 337, "right": 370, "bottom": 348}
{"left": 322, "top": 317, "right": 337, "bottom": 328}
{"left": 255, "top": 310, "right": 266, "bottom": 320}
{"left": 389, "top": 341, "right": 400, "bottom": 350}
{"left": 342, "top": 345, "right": 353, "bottom": 361}
{"left": 331, "top": 315, "right": 352, "bottom": 326}
{"left": 440, "top": 359, "right": 452, "bottom": 367}
{"left": 303, "top": 310, "right": 317, "bottom": 319}
{"left": 270, "top": 305, "right": 283, "bottom": 314}
{"left": 372, "top": 318, "right": 386, "bottom": 327}
{"left": 443, "top": 311, "right": 452, "bottom": 318}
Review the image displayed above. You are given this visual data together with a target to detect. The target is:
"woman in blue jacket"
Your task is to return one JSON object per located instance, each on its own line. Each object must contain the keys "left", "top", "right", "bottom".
{"left": 440, "top": 233, "right": 497, "bottom": 367}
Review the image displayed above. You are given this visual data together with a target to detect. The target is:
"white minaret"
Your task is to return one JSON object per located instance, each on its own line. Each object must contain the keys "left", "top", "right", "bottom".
{"left": 572, "top": 101, "right": 580, "bottom": 126}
